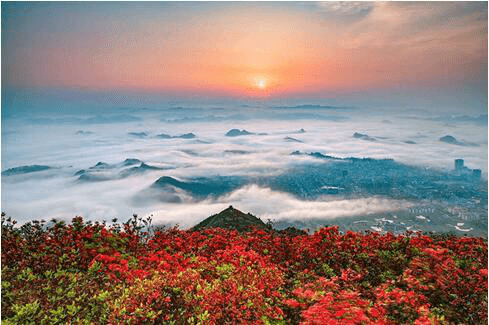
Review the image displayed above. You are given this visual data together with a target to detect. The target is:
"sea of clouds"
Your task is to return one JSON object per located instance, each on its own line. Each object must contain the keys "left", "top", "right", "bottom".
{"left": 1, "top": 100, "right": 487, "bottom": 227}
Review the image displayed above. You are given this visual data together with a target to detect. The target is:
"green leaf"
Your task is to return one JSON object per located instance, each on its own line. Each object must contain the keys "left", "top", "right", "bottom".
{"left": 67, "top": 304, "right": 79, "bottom": 316}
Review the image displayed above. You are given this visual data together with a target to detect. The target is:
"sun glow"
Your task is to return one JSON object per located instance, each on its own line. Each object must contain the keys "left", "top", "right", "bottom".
{"left": 253, "top": 76, "right": 268, "bottom": 90}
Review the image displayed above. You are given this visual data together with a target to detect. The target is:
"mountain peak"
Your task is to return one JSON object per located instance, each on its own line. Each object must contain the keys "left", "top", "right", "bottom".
{"left": 192, "top": 206, "right": 267, "bottom": 232}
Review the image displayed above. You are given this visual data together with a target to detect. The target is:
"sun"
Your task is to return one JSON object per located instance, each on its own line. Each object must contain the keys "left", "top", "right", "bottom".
{"left": 254, "top": 76, "right": 268, "bottom": 90}
{"left": 247, "top": 75, "right": 272, "bottom": 94}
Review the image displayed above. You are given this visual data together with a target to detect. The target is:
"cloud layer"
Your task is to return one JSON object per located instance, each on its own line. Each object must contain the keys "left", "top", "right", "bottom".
{"left": 1, "top": 103, "right": 486, "bottom": 226}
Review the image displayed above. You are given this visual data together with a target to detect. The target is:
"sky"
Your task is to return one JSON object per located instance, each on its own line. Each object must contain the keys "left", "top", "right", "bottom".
{"left": 1, "top": 1, "right": 488, "bottom": 112}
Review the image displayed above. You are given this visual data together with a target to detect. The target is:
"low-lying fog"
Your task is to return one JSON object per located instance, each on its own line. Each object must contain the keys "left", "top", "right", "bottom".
{"left": 1, "top": 100, "right": 487, "bottom": 232}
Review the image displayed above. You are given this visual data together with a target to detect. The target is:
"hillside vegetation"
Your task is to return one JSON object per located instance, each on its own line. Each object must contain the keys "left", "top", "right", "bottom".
{"left": 1, "top": 212, "right": 487, "bottom": 324}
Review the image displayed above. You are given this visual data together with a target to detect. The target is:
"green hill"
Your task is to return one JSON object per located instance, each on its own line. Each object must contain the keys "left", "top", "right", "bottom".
{"left": 192, "top": 205, "right": 267, "bottom": 232}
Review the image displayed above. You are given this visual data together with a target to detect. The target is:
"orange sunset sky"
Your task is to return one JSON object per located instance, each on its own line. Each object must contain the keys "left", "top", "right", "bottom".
{"left": 1, "top": 1, "right": 488, "bottom": 110}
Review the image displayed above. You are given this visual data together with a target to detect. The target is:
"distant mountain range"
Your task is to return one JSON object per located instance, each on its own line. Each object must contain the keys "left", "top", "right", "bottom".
{"left": 1, "top": 165, "right": 51, "bottom": 176}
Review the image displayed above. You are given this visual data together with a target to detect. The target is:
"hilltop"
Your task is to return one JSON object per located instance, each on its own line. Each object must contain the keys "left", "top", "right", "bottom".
{"left": 191, "top": 206, "right": 309, "bottom": 235}
{"left": 191, "top": 205, "right": 268, "bottom": 232}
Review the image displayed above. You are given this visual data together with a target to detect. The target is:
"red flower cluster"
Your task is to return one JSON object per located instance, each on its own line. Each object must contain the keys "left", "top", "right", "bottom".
{"left": 1, "top": 214, "right": 487, "bottom": 324}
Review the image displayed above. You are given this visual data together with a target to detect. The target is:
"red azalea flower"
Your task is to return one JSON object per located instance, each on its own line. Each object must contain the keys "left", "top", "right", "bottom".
{"left": 285, "top": 298, "right": 300, "bottom": 308}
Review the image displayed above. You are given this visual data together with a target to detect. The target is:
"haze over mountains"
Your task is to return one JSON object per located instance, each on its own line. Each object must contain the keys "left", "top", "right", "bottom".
{"left": 1, "top": 101, "right": 487, "bottom": 236}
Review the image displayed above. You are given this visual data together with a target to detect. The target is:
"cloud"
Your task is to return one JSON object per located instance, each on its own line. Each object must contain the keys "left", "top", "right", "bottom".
{"left": 145, "top": 185, "right": 415, "bottom": 228}
{"left": 332, "top": 2, "right": 487, "bottom": 52}
{"left": 316, "top": 1, "right": 374, "bottom": 21}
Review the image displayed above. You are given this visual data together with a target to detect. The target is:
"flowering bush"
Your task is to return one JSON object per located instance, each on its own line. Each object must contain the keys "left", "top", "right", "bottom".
{"left": 2, "top": 213, "right": 487, "bottom": 324}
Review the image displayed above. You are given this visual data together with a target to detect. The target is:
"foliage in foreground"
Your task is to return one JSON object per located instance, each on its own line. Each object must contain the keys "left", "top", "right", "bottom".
{"left": 1, "top": 213, "right": 487, "bottom": 324}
